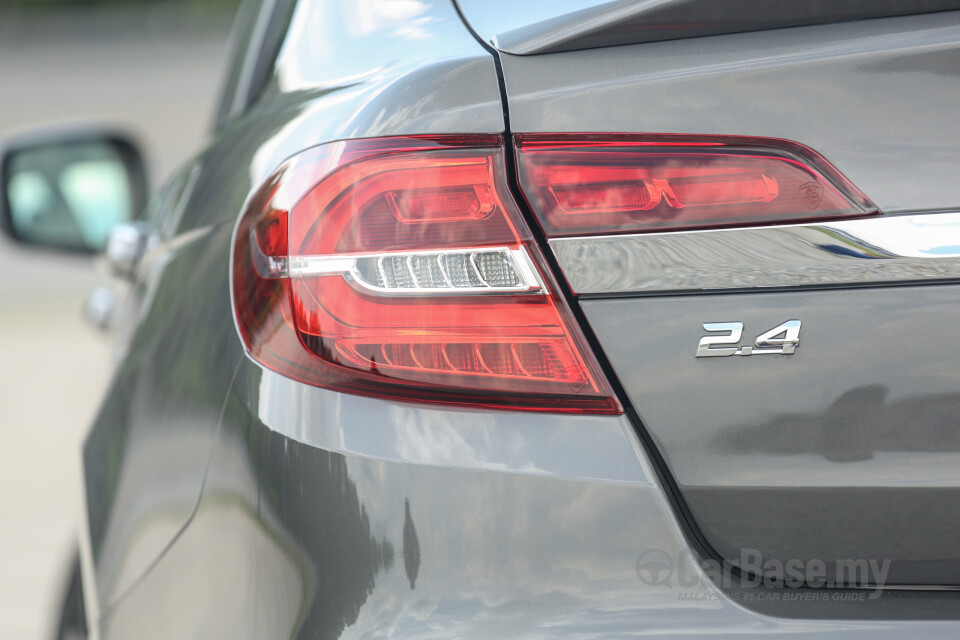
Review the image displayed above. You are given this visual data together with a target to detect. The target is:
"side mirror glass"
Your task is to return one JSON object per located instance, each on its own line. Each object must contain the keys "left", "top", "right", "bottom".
{"left": 1, "top": 131, "right": 147, "bottom": 253}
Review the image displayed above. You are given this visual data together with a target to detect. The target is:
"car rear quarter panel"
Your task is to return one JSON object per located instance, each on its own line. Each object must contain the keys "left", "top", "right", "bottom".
{"left": 83, "top": 0, "right": 503, "bottom": 624}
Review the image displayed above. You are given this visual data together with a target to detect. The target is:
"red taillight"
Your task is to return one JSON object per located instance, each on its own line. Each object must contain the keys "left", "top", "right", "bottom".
{"left": 515, "top": 134, "right": 877, "bottom": 236}
{"left": 232, "top": 136, "right": 621, "bottom": 413}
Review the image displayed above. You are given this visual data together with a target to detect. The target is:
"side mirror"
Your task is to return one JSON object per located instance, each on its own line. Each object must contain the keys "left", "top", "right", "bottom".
{"left": 0, "top": 129, "right": 147, "bottom": 253}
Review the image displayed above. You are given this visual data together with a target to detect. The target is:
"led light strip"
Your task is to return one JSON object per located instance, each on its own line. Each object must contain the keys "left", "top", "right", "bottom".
{"left": 285, "top": 246, "right": 543, "bottom": 295}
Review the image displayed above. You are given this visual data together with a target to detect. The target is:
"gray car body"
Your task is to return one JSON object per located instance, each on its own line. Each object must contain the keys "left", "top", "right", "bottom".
{"left": 76, "top": 1, "right": 960, "bottom": 638}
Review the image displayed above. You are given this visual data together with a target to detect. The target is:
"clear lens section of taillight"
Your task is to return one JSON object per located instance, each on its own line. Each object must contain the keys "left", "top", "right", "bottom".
{"left": 515, "top": 134, "right": 878, "bottom": 236}
{"left": 232, "top": 136, "right": 621, "bottom": 413}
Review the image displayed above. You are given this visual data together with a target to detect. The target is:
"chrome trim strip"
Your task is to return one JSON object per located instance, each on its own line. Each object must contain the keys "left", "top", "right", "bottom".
{"left": 550, "top": 212, "right": 960, "bottom": 294}
{"left": 287, "top": 255, "right": 356, "bottom": 277}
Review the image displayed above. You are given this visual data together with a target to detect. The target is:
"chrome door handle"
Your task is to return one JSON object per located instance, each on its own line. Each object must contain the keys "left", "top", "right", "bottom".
{"left": 105, "top": 221, "right": 155, "bottom": 280}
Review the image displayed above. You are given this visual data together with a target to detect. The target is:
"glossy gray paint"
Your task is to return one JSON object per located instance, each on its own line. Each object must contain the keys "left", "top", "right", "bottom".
{"left": 500, "top": 11, "right": 960, "bottom": 214}
{"left": 97, "top": 361, "right": 960, "bottom": 638}
{"left": 75, "top": 0, "right": 960, "bottom": 637}
{"left": 501, "top": 8, "right": 960, "bottom": 590}
{"left": 583, "top": 285, "right": 960, "bottom": 586}
{"left": 456, "top": 0, "right": 960, "bottom": 55}
{"left": 81, "top": 0, "right": 502, "bottom": 625}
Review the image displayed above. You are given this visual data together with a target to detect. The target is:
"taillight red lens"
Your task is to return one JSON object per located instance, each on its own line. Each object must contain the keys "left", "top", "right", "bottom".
{"left": 515, "top": 134, "right": 877, "bottom": 236}
{"left": 232, "top": 136, "right": 621, "bottom": 413}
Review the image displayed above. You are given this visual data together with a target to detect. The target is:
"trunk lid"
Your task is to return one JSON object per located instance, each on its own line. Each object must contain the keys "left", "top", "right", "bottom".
{"left": 497, "top": 11, "right": 960, "bottom": 586}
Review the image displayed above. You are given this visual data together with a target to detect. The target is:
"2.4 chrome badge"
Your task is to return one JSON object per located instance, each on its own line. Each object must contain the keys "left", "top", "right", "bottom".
{"left": 696, "top": 321, "right": 801, "bottom": 357}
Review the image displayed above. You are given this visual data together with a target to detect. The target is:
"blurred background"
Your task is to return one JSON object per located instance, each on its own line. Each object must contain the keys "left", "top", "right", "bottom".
{"left": 0, "top": 1, "right": 239, "bottom": 637}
